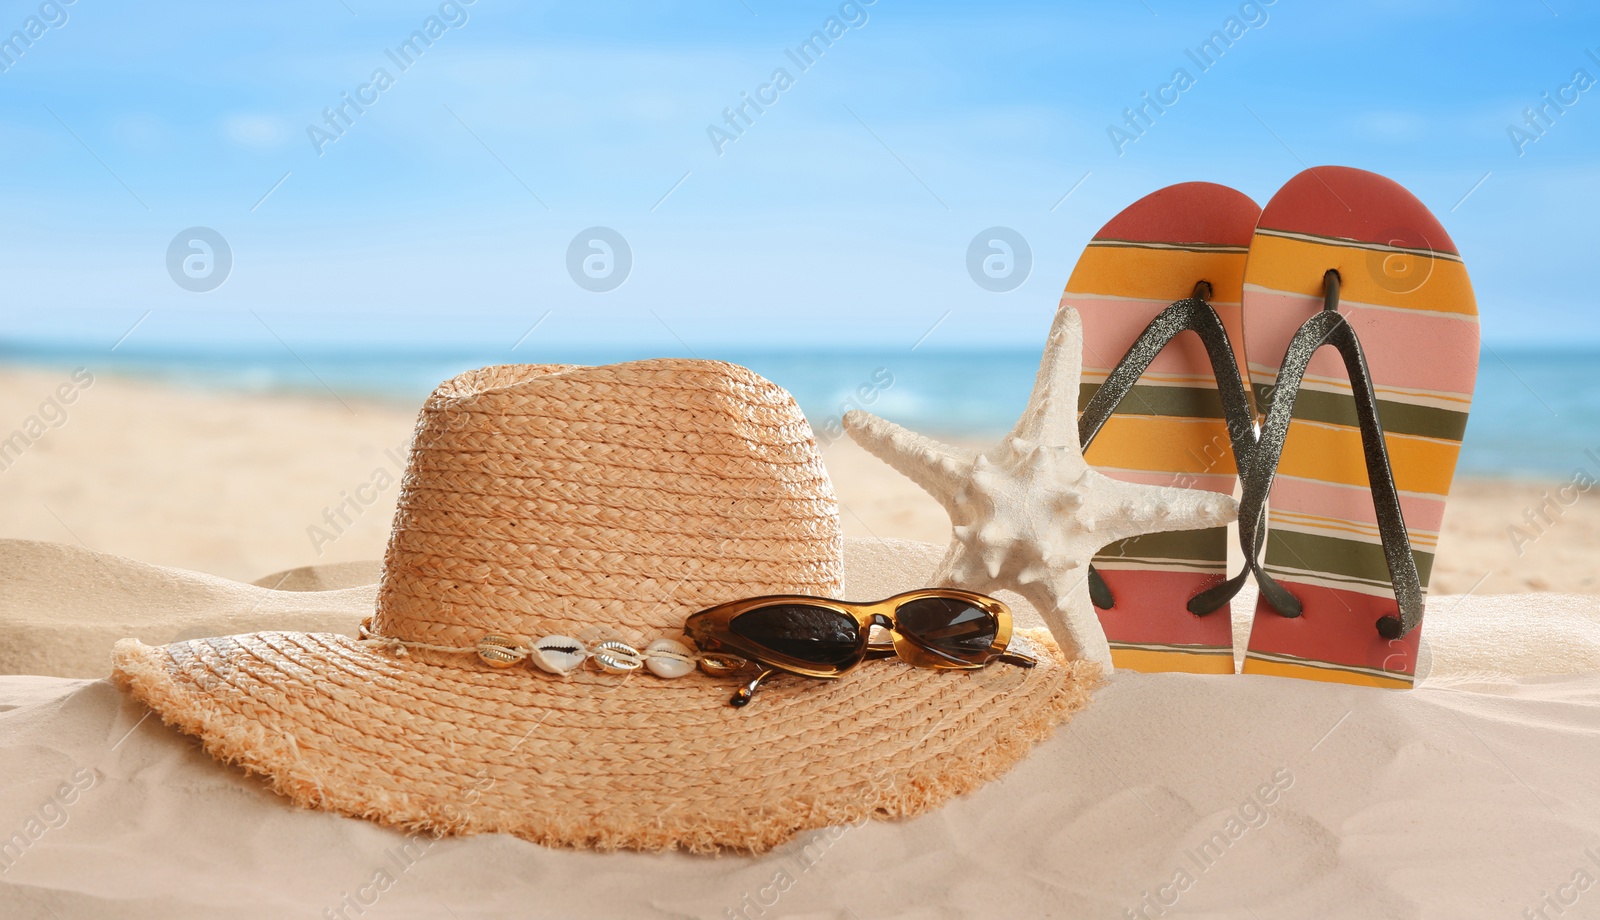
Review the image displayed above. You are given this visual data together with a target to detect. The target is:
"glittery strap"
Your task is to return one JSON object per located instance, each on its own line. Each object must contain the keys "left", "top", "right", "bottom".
{"left": 1218, "top": 271, "right": 1424, "bottom": 639}
{"left": 1078, "top": 291, "right": 1259, "bottom": 614}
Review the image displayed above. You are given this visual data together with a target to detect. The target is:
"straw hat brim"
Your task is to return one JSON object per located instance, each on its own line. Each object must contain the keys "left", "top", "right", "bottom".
{"left": 111, "top": 539, "right": 1101, "bottom": 854}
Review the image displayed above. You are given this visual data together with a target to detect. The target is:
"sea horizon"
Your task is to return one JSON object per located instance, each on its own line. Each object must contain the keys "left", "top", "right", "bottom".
{"left": 2, "top": 342, "right": 1593, "bottom": 481}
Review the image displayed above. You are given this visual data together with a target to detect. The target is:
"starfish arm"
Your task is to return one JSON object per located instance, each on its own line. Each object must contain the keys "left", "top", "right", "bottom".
{"left": 1089, "top": 476, "right": 1239, "bottom": 545}
{"left": 930, "top": 540, "right": 993, "bottom": 593}
{"left": 1009, "top": 305, "right": 1086, "bottom": 451}
{"left": 843, "top": 409, "right": 976, "bottom": 507}
{"left": 1014, "top": 575, "right": 1112, "bottom": 670}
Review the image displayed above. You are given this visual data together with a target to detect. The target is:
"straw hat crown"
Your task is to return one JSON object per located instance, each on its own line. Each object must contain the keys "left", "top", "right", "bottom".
{"left": 369, "top": 360, "right": 843, "bottom": 651}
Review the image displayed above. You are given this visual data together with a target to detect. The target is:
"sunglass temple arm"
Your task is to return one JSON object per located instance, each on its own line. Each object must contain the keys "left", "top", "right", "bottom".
{"left": 730, "top": 666, "right": 778, "bottom": 708}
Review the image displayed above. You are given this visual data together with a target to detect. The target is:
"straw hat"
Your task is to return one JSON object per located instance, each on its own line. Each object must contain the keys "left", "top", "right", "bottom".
{"left": 111, "top": 360, "right": 1098, "bottom": 853}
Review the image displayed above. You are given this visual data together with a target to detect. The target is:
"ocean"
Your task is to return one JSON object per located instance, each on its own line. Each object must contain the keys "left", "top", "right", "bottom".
{"left": 1, "top": 344, "right": 1593, "bottom": 480}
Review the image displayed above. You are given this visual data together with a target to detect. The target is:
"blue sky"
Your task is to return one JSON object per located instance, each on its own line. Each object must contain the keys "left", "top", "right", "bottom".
{"left": 0, "top": 0, "right": 1595, "bottom": 353}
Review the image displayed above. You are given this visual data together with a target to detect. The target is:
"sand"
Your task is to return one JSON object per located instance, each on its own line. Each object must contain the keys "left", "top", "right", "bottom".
{"left": 7, "top": 670, "right": 1600, "bottom": 918}
{"left": 0, "top": 366, "right": 1591, "bottom": 596}
{"left": 0, "top": 366, "right": 417, "bottom": 583}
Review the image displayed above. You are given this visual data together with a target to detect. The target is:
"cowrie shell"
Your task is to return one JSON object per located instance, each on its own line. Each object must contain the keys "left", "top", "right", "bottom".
{"left": 592, "top": 640, "right": 644, "bottom": 674}
{"left": 476, "top": 635, "right": 524, "bottom": 669}
{"left": 530, "top": 635, "right": 587, "bottom": 675}
{"left": 644, "top": 639, "right": 696, "bottom": 679}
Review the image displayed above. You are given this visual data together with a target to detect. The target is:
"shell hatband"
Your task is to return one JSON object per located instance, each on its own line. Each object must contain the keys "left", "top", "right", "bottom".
{"left": 355, "top": 620, "right": 713, "bottom": 679}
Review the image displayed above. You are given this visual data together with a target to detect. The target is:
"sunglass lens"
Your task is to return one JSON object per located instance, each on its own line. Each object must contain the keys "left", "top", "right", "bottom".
{"left": 895, "top": 597, "right": 997, "bottom": 659}
{"left": 729, "top": 605, "right": 860, "bottom": 666}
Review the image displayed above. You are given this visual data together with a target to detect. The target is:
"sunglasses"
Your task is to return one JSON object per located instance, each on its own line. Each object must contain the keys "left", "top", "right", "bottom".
{"left": 683, "top": 588, "right": 1037, "bottom": 707}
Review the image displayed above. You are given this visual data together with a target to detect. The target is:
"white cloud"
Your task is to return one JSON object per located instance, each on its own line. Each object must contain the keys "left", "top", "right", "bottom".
{"left": 111, "top": 113, "right": 169, "bottom": 153}
{"left": 1353, "top": 110, "right": 1425, "bottom": 142}
{"left": 223, "top": 114, "right": 292, "bottom": 149}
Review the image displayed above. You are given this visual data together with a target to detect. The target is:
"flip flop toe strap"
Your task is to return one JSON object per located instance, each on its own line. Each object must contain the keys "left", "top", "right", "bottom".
{"left": 1078, "top": 293, "right": 1259, "bottom": 613}
{"left": 1238, "top": 272, "right": 1425, "bottom": 640}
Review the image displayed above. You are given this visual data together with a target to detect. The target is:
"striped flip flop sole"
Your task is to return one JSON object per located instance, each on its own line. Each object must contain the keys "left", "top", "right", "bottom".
{"left": 1241, "top": 167, "right": 1479, "bottom": 688}
{"left": 1062, "top": 182, "right": 1261, "bottom": 673}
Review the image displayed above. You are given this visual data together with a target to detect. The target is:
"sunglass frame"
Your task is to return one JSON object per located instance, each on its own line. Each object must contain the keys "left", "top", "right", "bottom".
{"left": 683, "top": 587, "right": 1024, "bottom": 680}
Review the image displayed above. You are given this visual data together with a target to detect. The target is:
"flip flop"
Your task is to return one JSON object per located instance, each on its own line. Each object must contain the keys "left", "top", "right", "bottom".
{"left": 1061, "top": 182, "right": 1261, "bottom": 674}
{"left": 1236, "top": 166, "right": 1479, "bottom": 688}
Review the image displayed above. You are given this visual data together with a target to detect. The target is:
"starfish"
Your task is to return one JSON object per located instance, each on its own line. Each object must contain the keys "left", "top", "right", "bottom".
{"left": 844, "top": 306, "right": 1238, "bottom": 669}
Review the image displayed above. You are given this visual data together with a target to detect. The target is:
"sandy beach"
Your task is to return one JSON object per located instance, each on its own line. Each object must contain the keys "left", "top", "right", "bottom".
{"left": 0, "top": 364, "right": 1593, "bottom": 595}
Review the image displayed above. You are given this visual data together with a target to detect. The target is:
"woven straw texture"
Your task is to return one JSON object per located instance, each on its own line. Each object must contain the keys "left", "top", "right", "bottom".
{"left": 112, "top": 359, "right": 1099, "bottom": 853}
